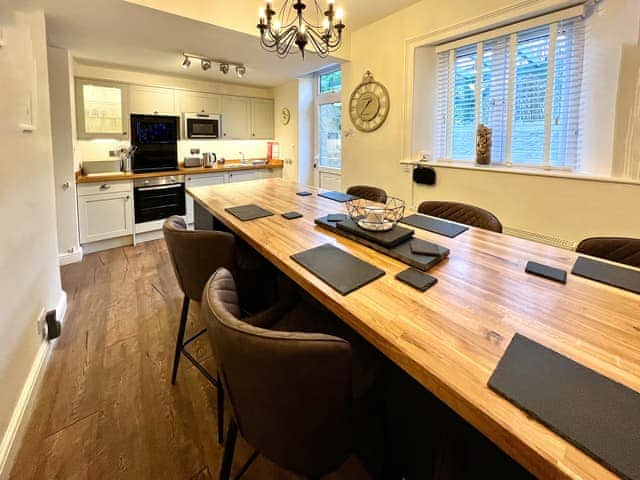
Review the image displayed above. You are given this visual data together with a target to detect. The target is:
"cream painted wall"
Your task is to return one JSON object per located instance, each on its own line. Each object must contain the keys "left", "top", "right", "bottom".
{"left": 274, "top": 80, "right": 300, "bottom": 181}
{"left": 0, "top": 7, "right": 62, "bottom": 460}
{"left": 342, "top": 0, "right": 640, "bottom": 243}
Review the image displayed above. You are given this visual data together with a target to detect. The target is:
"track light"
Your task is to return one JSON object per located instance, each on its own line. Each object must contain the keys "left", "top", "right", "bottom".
{"left": 181, "top": 54, "right": 246, "bottom": 78}
{"left": 181, "top": 56, "right": 191, "bottom": 69}
{"left": 235, "top": 65, "right": 246, "bottom": 78}
{"left": 201, "top": 59, "right": 212, "bottom": 71}
{"left": 220, "top": 63, "right": 230, "bottom": 75}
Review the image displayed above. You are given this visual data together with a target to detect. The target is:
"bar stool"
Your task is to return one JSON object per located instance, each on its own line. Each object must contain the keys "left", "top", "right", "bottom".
{"left": 163, "top": 216, "right": 237, "bottom": 444}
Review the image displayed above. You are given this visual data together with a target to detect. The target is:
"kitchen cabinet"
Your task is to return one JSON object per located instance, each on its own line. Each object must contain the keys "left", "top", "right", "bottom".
{"left": 221, "top": 96, "right": 251, "bottom": 139}
{"left": 185, "top": 173, "right": 226, "bottom": 223}
{"left": 260, "top": 168, "right": 283, "bottom": 179}
{"left": 76, "top": 79, "right": 129, "bottom": 139}
{"left": 228, "top": 169, "right": 260, "bottom": 183}
{"left": 178, "top": 91, "right": 221, "bottom": 114}
{"left": 251, "top": 98, "right": 274, "bottom": 139}
{"left": 129, "top": 85, "right": 177, "bottom": 115}
{"left": 78, "top": 181, "right": 133, "bottom": 243}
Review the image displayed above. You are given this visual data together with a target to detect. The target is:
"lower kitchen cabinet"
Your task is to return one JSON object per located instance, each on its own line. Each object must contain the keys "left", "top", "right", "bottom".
{"left": 78, "top": 184, "right": 133, "bottom": 243}
{"left": 185, "top": 172, "right": 226, "bottom": 223}
{"left": 228, "top": 169, "right": 260, "bottom": 183}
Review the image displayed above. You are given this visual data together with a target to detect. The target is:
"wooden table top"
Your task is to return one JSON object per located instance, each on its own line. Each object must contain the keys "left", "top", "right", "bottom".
{"left": 188, "top": 179, "right": 640, "bottom": 480}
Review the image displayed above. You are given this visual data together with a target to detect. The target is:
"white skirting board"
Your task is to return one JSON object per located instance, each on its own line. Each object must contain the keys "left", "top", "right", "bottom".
{"left": 0, "top": 291, "right": 67, "bottom": 479}
{"left": 58, "top": 246, "right": 83, "bottom": 266}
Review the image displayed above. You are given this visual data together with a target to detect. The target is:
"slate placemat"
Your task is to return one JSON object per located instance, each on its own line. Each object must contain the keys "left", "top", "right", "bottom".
{"left": 225, "top": 204, "right": 274, "bottom": 222}
{"left": 318, "top": 191, "right": 358, "bottom": 203}
{"left": 315, "top": 216, "right": 448, "bottom": 272}
{"left": 400, "top": 214, "right": 468, "bottom": 238}
{"left": 336, "top": 217, "right": 415, "bottom": 248}
{"left": 291, "top": 243, "right": 385, "bottom": 295}
{"left": 489, "top": 334, "right": 640, "bottom": 480}
{"left": 572, "top": 256, "right": 640, "bottom": 294}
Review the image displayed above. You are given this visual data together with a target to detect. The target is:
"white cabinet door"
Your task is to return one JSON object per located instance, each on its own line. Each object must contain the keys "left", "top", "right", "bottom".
{"left": 221, "top": 96, "right": 251, "bottom": 139}
{"left": 185, "top": 173, "right": 227, "bottom": 223}
{"left": 228, "top": 170, "right": 259, "bottom": 183}
{"left": 78, "top": 191, "right": 133, "bottom": 243}
{"left": 260, "top": 168, "right": 282, "bottom": 179}
{"left": 251, "top": 98, "right": 274, "bottom": 139}
{"left": 129, "top": 86, "right": 176, "bottom": 115}
{"left": 178, "top": 92, "right": 221, "bottom": 114}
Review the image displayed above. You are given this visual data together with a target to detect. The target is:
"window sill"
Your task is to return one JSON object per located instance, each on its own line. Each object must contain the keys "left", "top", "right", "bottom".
{"left": 401, "top": 160, "right": 640, "bottom": 186}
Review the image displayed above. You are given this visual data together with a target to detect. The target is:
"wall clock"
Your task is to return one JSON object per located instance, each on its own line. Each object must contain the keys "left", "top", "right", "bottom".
{"left": 280, "top": 107, "right": 291, "bottom": 125}
{"left": 349, "top": 71, "right": 390, "bottom": 133}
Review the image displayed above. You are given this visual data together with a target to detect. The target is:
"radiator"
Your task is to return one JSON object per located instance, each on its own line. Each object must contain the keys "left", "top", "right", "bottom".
{"left": 504, "top": 227, "right": 576, "bottom": 251}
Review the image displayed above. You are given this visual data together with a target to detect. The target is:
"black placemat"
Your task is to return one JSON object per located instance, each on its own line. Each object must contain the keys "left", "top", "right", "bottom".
{"left": 318, "top": 191, "right": 358, "bottom": 203}
{"left": 410, "top": 238, "right": 450, "bottom": 257}
{"left": 291, "top": 243, "right": 385, "bottom": 295}
{"left": 525, "top": 261, "right": 567, "bottom": 284}
{"left": 572, "top": 256, "right": 640, "bottom": 294}
{"left": 296, "top": 191, "right": 312, "bottom": 197}
{"left": 282, "top": 211, "right": 303, "bottom": 220}
{"left": 489, "top": 334, "right": 640, "bottom": 480}
{"left": 225, "top": 204, "right": 274, "bottom": 222}
{"left": 315, "top": 216, "right": 447, "bottom": 272}
{"left": 336, "top": 217, "right": 415, "bottom": 248}
{"left": 400, "top": 214, "right": 469, "bottom": 238}
{"left": 396, "top": 268, "right": 438, "bottom": 292}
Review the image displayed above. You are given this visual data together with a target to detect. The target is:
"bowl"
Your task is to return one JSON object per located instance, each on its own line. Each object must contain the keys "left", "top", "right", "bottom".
{"left": 346, "top": 197, "right": 405, "bottom": 232}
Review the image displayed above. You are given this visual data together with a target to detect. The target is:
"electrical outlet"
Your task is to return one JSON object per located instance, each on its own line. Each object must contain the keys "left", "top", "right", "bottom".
{"left": 35, "top": 309, "right": 46, "bottom": 338}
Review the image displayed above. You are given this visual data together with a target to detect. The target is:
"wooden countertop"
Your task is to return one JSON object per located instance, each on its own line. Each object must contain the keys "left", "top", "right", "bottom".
{"left": 76, "top": 160, "right": 283, "bottom": 184}
{"left": 188, "top": 178, "right": 640, "bottom": 480}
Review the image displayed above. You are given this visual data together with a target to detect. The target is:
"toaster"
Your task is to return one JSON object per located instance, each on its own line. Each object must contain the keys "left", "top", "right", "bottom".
{"left": 183, "top": 156, "right": 203, "bottom": 168}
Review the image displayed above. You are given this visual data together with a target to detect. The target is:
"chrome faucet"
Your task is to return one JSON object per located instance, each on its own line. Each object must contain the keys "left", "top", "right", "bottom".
{"left": 239, "top": 152, "right": 246, "bottom": 164}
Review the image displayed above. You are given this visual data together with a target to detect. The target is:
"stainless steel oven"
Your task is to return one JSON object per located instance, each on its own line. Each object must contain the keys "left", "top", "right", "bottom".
{"left": 133, "top": 175, "right": 185, "bottom": 224}
{"left": 184, "top": 113, "right": 221, "bottom": 139}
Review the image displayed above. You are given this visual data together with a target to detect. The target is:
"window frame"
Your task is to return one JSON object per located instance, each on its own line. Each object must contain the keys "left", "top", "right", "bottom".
{"left": 75, "top": 78, "right": 129, "bottom": 140}
{"left": 433, "top": 7, "right": 585, "bottom": 171}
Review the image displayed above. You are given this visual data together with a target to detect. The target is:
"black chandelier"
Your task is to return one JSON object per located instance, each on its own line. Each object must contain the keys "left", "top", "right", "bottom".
{"left": 257, "top": 0, "right": 346, "bottom": 59}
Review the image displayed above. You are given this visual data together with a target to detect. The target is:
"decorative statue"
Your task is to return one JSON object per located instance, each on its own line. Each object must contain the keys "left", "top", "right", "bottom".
{"left": 476, "top": 124, "right": 492, "bottom": 165}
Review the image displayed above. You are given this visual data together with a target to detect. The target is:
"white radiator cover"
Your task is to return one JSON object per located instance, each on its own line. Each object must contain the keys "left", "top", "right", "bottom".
{"left": 503, "top": 226, "right": 576, "bottom": 251}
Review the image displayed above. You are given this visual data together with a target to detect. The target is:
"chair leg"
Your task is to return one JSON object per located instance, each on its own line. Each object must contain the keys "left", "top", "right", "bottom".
{"left": 217, "top": 371, "right": 224, "bottom": 444}
{"left": 234, "top": 450, "right": 259, "bottom": 480}
{"left": 219, "top": 420, "right": 238, "bottom": 480}
{"left": 171, "top": 296, "right": 190, "bottom": 385}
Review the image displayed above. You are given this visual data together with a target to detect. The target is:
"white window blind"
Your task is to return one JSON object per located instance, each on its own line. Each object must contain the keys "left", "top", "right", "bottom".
{"left": 434, "top": 7, "right": 586, "bottom": 170}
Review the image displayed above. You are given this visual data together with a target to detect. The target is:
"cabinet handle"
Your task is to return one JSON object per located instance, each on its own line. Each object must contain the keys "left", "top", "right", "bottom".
{"left": 125, "top": 195, "right": 130, "bottom": 200}
{"left": 252, "top": 133, "right": 255, "bottom": 137}
{"left": 100, "top": 184, "right": 111, "bottom": 190}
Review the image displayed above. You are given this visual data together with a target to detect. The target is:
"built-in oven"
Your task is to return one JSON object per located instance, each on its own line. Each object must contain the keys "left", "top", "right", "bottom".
{"left": 133, "top": 175, "right": 185, "bottom": 224}
{"left": 184, "top": 113, "right": 221, "bottom": 139}
{"left": 131, "top": 114, "right": 179, "bottom": 172}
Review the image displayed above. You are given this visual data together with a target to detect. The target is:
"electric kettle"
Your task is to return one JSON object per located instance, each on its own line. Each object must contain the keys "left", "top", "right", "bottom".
{"left": 202, "top": 152, "right": 217, "bottom": 168}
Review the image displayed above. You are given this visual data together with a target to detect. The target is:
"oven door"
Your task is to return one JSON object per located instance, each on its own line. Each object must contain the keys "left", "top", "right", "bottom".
{"left": 134, "top": 182, "right": 186, "bottom": 224}
{"left": 186, "top": 116, "right": 220, "bottom": 139}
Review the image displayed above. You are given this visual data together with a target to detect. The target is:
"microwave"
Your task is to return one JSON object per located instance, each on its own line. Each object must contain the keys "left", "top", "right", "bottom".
{"left": 183, "top": 113, "right": 221, "bottom": 139}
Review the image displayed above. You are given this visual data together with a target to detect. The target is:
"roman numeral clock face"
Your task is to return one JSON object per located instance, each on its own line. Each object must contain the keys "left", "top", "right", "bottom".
{"left": 349, "top": 79, "right": 390, "bottom": 133}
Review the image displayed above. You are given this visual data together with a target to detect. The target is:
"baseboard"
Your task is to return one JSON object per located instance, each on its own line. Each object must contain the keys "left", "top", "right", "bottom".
{"left": 0, "top": 291, "right": 67, "bottom": 479}
{"left": 58, "top": 247, "right": 83, "bottom": 266}
{"left": 81, "top": 235, "right": 133, "bottom": 254}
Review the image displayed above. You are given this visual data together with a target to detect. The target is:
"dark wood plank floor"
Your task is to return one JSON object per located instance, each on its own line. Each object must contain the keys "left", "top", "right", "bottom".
{"left": 10, "top": 240, "right": 370, "bottom": 480}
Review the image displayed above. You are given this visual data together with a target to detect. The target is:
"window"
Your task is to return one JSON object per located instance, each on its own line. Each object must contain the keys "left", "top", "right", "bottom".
{"left": 319, "top": 70, "right": 342, "bottom": 95}
{"left": 315, "top": 68, "right": 342, "bottom": 174}
{"left": 76, "top": 79, "right": 128, "bottom": 139}
{"left": 435, "top": 13, "right": 585, "bottom": 170}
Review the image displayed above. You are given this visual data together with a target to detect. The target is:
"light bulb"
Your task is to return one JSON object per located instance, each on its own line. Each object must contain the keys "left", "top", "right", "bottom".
{"left": 336, "top": 7, "right": 344, "bottom": 22}
{"left": 259, "top": 7, "right": 265, "bottom": 20}
{"left": 273, "top": 19, "right": 281, "bottom": 32}
{"left": 322, "top": 18, "right": 330, "bottom": 31}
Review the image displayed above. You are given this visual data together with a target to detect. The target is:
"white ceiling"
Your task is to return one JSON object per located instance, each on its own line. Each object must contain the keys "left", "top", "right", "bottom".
{"left": 8, "top": 0, "right": 422, "bottom": 87}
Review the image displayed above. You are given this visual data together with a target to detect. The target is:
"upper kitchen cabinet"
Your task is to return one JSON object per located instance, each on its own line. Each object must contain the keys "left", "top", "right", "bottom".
{"left": 129, "top": 85, "right": 177, "bottom": 115}
{"left": 251, "top": 98, "right": 274, "bottom": 139}
{"left": 76, "top": 79, "right": 129, "bottom": 139}
{"left": 178, "top": 91, "right": 221, "bottom": 114}
{"left": 221, "top": 96, "right": 251, "bottom": 139}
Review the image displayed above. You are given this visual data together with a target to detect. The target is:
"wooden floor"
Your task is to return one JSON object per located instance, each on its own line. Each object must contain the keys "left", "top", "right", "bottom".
{"left": 10, "top": 240, "right": 370, "bottom": 480}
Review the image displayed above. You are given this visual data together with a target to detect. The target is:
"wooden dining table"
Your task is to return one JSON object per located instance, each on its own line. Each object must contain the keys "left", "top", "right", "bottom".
{"left": 188, "top": 178, "right": 640, "bottom": 480}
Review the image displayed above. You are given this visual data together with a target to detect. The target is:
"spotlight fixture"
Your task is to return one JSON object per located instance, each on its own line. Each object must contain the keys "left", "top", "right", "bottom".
{"left": 181, "top": 54, "right": 247, "bottom": 78}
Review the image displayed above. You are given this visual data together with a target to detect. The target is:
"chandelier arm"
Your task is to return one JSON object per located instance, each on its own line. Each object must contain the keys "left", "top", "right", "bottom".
{"left": 306, "top": 28, "right": 329, "bottom": 57}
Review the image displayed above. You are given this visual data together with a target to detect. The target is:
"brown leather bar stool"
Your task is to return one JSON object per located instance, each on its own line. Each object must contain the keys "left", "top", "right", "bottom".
{"left": 347, "top": 185, "right": 388, "bottom": 204}
{"left": 201, "top": 268, "right": 384, "bottom": 480}
{"left": 163, "top": 216, "right": 237, "bottom": 444}
{"left": 418, "top": 200, "right": 503, "bottom": 233}
{"left": 576, "top": 237, "right": 640, "bottom": 268}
